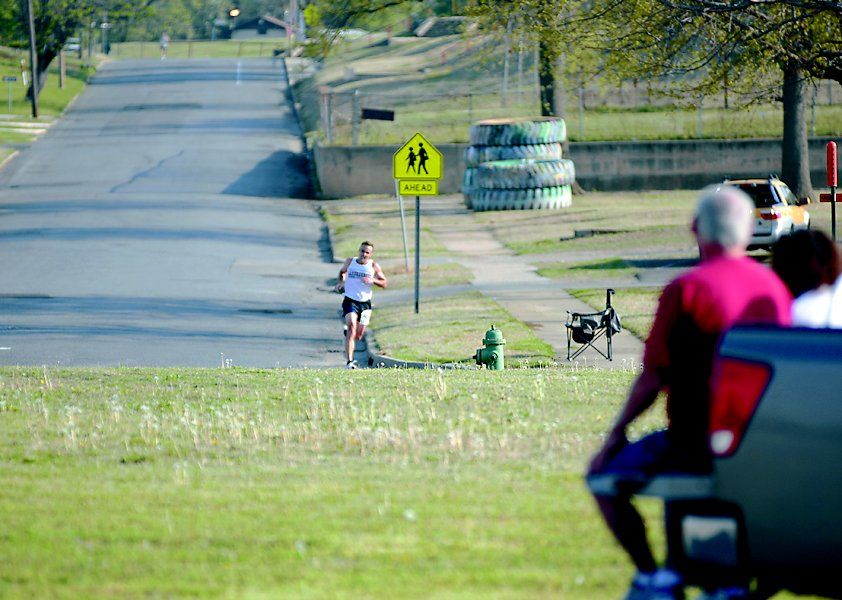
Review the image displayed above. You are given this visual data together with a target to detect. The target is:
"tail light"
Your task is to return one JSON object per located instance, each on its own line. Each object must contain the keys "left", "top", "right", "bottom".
{"left": 709, "top": 357, "right": 772, "bottom": 457}
{"left": 760, "top": 209, "right": 782, "bottom": 220}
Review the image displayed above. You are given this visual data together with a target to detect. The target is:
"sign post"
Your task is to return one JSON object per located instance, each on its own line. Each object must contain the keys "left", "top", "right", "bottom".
{"left": 392, "top": 132, "right": 443, "bottom": 314}
{"left": 828, "top": 141, "right": 838, "bottom": 241}
{"left": 395, "top": 179, "right": 410, "bottom": 273}
{"left": 3, "top": 76, "right": 17, "bottom": 112}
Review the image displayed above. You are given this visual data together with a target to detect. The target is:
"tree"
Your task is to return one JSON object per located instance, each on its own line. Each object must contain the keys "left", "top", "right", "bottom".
{"left": 595, "top": 0, "right": 841, "bottom": 196}
{"left": 466, "top": 0, "right": 592, "bottom": 117}
{"left": 0, "top": 0, "right": 88, "bottom": 99}
{"left": 465, "top": 0, "right": 839, "bottom": 195}
{"left": 303, "top": 0, "right": 457, "bottom": 58}
{"left": 0, "top": 0, "right": 152, "bottom": 105}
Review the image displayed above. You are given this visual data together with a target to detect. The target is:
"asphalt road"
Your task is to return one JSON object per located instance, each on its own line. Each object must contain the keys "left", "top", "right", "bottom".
{"left": 0, "top": 58, "right": 341, "bottom": 368}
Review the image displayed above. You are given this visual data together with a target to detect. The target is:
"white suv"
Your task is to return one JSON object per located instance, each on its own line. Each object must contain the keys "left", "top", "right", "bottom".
{"left": 723, "top": 176, "right": 811, "bottom": 249}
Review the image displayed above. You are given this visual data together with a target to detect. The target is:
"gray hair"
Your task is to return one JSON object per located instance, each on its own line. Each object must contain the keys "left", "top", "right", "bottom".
{"left": 694, "top": 185, "right": 754, "bottom": 250}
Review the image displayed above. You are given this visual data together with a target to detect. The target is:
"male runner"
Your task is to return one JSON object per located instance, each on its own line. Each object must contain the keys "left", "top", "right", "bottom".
{"left": 335, "top": 241, "right": 388, "bottom": 369}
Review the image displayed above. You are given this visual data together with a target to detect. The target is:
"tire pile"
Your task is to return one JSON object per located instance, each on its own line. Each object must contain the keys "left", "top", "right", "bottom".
{"left": 463, "top": 117, "right": 574, "bottom": 211}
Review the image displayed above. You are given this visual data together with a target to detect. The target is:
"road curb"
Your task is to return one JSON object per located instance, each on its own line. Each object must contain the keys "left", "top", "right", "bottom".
{"left": 365, "top": 348, "right": 433, "bottom": 369}
{"left": 365, "top": 343, "right": 476, "bottom": 370}
{"left": 280, "top": 56, "right": 317, "bottom": 200}
{"left": 0, "top": 149, "right": 19, "bottom": 171}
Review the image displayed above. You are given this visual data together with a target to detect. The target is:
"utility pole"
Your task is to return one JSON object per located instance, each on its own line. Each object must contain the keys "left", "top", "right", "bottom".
{"left": 26, "top": 0, "right": 38, "bottom": 118}
{"left": 290, "top": 0, "right": 298, "bottom": 40}
{"left": 101, "top": 9, "right": 109, "bottom": 54}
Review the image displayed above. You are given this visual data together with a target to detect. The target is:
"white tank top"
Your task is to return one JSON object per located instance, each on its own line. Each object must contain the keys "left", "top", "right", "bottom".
{"left": 345, "top": 258, "right": 374, "bottom": 302}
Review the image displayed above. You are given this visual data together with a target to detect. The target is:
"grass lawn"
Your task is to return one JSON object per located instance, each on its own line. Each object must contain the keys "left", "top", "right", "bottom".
{"left": 536, "top": 257, "right": 642, "bottom": 283}
{"left": 0, "top": 366, "right": 672, "bottom": 599}
{"left": 320, "top": 198, "right": 451, "bottom": 261}
{"left": 320, "top": 189, "right": 836, "bottom": 353}
{"left": 570, "top": 103, "right": 842, "bottom": 143}
{"left": 473, "top": 190, "right": 699, "bottom": 256}
{"left": 337, "top": 102, "right": 842, "bottom": 146}
{"left": 383, "top": 262, "right": 474, "bottom": 290}
{"left": 0, "top": 47, "right": 96, "bottom": 145}
{"left": 372, "top": 291, "right": 555, "bottom": 366}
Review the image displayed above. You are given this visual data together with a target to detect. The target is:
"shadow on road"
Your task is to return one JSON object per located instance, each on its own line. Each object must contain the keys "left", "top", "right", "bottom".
{"left": 223, "top": 150, "right": 310, "bottom": 199}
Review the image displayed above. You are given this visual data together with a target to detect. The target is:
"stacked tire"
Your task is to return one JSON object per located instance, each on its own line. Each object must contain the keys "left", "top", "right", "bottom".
{"left": 463, "top": 117, "right": 574, "bottom": 211}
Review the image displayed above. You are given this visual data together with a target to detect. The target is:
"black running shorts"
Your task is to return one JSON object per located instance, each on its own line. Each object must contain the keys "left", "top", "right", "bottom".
{"left": 342, "top": 297, "right": 372, "bottom": 326}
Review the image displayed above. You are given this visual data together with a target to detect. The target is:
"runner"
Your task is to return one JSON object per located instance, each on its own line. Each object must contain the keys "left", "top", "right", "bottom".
{"left": 160, "top": 32, "right": 170, "bottom": 60}
{"left": 335, "top": 241, "right": 388, "bottom": 369}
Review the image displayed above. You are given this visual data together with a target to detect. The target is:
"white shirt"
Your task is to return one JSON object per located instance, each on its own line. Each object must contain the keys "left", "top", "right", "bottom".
{"left": 344, "top": 258, "right": 374, "bottom": 302}
{"left": 792, "top": 276, "right": 842, "bottom": 328}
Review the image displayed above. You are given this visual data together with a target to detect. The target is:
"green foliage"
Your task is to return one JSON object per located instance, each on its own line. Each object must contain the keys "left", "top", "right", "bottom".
{"left": 303, "top": 2, "right": 322, "bottom": 29}
{"left": 0, "top": 0, "right": 85, "bottom": 52}
{"left": 122, "top": 0, "right": 224, "bottom": 41}
{"left": 597, "top": 0, "right": 841, "bottom": 99}
{"left": 301, "top": 0, "right": 429, "bottom": 59}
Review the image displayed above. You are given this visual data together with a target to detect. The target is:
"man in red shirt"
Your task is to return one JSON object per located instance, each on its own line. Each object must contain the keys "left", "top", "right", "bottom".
{"left": 587, "top": 186, "right": 792, "bottom": 599}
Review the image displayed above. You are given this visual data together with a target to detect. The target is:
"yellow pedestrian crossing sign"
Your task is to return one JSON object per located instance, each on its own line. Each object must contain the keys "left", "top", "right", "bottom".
{"left": 393, "top": 132, "right": 442, "bottom": 181}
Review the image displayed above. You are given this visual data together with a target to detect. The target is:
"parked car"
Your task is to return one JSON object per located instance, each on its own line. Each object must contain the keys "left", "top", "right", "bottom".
{"left": 722, "top": 176, "right": 811, "bottom": 249}
{"left": 596, "top": 326, "right": 842, "bottom": 599}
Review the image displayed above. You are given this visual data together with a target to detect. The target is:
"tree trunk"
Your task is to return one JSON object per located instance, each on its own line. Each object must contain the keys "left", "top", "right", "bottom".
{"left": 37, "top": 49, "right": 55, "bottom": 92}
{"left": 781, "top": 63, "right": 813, "bottom": 199}
{"left": 538, "top": 39, "right": 555, "bottom": 116}
{"left": 25, "top": 49, "right": 57, "bottom": 102}
{"left": 555, "top": 54, "right": 567, "bottom": 148}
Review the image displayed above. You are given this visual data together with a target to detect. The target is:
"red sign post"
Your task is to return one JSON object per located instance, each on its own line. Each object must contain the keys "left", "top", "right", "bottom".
{"left": 827, "top": 142, "right": 839, "bottom": 241}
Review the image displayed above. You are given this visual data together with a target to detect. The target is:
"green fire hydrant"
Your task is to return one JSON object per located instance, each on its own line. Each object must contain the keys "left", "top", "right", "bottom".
{"left": 473, "top": 325, "right": 506, "bottom": 370}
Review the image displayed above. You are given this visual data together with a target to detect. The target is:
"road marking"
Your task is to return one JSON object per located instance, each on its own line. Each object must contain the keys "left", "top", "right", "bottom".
{"left": 0, "top": 347, "right": 11, "bottom": 351}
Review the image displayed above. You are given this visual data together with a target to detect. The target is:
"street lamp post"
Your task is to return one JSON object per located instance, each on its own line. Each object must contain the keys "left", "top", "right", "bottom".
{"left": 228, "top": 7, "right": 240, "bottom": 38}
{"left": 100, "top": 10, "right": 111, "bottom": 55}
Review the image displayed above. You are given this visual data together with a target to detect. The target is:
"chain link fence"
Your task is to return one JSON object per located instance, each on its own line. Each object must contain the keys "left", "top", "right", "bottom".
{"left": 109, "top": 39, "right": 288, "bottom": 60}
{"left": 315, "top": 77, "right": 842, "bottom": 146}
{"left": 104, "top": 41, "right": 841, "bottom": 144}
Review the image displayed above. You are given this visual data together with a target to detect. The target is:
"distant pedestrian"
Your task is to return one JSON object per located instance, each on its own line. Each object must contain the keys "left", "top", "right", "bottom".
{"left": 335, "top": 241, "right": 388, "bottom": 369}
{"left": 417, "top": 142, "right": 429, "bottom": 174}
{"left": 160, "top": 32, "right": 170, "bottom": 60}
{"left": 405, "top": 146, "right": 417, "bottom": 174}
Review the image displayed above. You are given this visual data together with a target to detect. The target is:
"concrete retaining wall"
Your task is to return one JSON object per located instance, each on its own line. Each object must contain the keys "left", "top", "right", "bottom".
{"left": 314, "top": 143, "right": 468, "bottom": 198}
{"left": 313, "top": 138, "right": 833, "bottom": 198}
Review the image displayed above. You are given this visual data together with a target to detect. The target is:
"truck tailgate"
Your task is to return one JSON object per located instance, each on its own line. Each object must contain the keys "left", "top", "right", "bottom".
{"left": 715, "top": 327, "right": 842, "bottom": 568}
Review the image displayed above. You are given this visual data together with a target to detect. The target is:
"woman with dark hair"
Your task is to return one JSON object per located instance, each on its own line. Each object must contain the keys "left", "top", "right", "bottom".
{"left": 772, "top": 229, "right": 842, "bottom": 327}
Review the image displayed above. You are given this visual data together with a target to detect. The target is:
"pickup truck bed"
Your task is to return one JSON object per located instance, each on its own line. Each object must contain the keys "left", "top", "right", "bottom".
{"left": 589, "top": 326, "right": 842, "bottom": 598}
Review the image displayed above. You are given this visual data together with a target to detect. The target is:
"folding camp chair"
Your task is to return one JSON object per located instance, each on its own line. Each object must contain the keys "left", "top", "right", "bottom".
{"left": 566, "top": 289, "right": 622, "bottom": 361}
